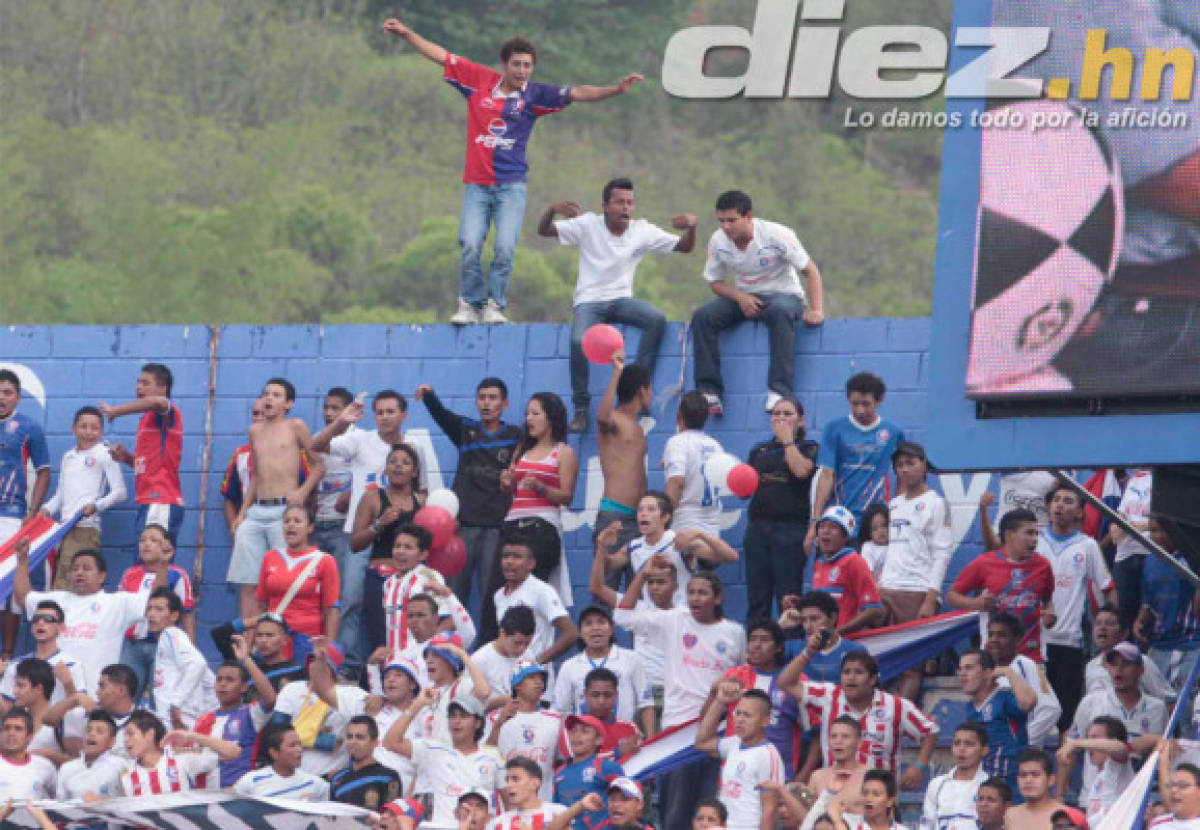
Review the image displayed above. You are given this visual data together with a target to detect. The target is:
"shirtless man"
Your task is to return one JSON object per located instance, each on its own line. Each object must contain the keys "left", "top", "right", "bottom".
{"left": 1004, "top": 749, "right": 1065, "bottom": 830}
{"left": 798, "top": 715, "right": 867, "bottom": 825}
{"left": 593, "top": 351, "right": 651, "bottom": 590}
{"left": 226, "top": 378, "right": 324, "bottom": 617}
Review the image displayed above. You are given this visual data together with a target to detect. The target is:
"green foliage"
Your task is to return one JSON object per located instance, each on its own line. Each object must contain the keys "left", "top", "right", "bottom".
{"left": 0, "top": 0, "right": 946, "bottom": 324}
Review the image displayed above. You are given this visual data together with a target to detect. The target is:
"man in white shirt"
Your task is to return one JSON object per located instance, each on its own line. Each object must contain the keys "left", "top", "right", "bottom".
{"left": 1113, "top": 469, "right": 1154, "bottom": 630}
{"left": 487, "top": 662, "right": 566, "bottom": 800}
{"left": 0, "top": 598, "right": 87, "bottom": 709}
{"left": 691, "top": 189, "right": 824, "bottom": 415}
{"left": 1038, "top": 483, "right": 1117, "bottom": 734}
{"left": 537, "top": 178, "right": 697, "bottom": 432}
{"left": 493, "top": 539, "right": 578, "bottom": 666}
{"left": 0, "top": 708, "right": 56, "bottom": 800}
{"left": 488, "top": 757, "right": 568, "bottom": 830}
{"left": 471, "top": 606, "right": 535, "bottom": 698}
{"left": 663, "top": 393, "right": 726, "bottom": 534}
{"left": 118, "top": 710, "right": 239, "bottom": 796}
{"left": 55, "top": 710, "right": 125, "bottom": 802}
{"left": 272, "top": 641, "right": 369, "bottom": 776}
{"left": 233, "top": 722, "right": 330, "bottom": 800}
{"left": 146, "top": 588, "right": 217, "bottom": 729}
{"left": 311, "top": 389, "right": 432, "bottom": 677}
{"left": 1084, "top": 606, "right": 1175, "bottom": 701}
{"left": 15, "top": 545, "right": 163, "bottom": 691}
{"left": 921, "top": 722, "right": 990, "bottom": 830}
{"left": 696, "top": 686, "right": 783, "bottom": 830}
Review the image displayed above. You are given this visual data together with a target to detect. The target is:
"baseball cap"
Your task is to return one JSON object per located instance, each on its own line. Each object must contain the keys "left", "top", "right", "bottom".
{"left": 447, "top": 692, "right": 486, "bottom": 718}
{"left": 578, "top": 604, "right": 613, "bottom": 625}
{"left": 607, "top": 777, "right": 643, "bottom": 799}
{"left": 382, "top": 798, "right": 425, "bottom": 822}
{"left": 1050, "top": 807, "right": 1088, "bottom": 829}
{"left": 424, "top": 633, "right": 465, "bottom": 674}
{"left": 1105, "top": 641, "right": 1143, "bottom": 665}
{"left": 383, "top": 655, "right": 425, "bottom": 689}
{"left": 817, "top": 505, "right": 856, "bottom": 538}
{"left": 510, "top": 660, "right": 550, "bottom": 690}
{"left": 565, "top": 714, "right": 607, "bottom": 735}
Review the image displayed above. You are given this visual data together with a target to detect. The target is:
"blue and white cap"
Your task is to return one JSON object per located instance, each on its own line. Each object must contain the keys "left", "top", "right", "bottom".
{"left": 817, "top": 505, "right": 857, "bottom": 538}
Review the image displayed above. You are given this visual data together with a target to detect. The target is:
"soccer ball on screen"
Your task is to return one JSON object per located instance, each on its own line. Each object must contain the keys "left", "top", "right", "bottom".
{"left": 966, "top": 99, "right": 1123, "bottom": 395}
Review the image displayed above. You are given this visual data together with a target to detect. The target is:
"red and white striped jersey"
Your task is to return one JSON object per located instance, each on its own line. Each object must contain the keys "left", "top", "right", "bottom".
{"left": 383, "top": 566, "right": 449, "bottom": 653}
{"left": 799, "top": 684, "right": 937, "bottom": 775}
{"left": 485, "top": 804, "right": 569, "bottom": 830}
{"left": 120, "top": 749, "right": 217, "bottom": 796}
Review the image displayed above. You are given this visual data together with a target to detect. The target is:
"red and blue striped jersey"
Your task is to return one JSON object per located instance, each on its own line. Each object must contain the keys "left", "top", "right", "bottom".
{"left": 442, "top": 54, "right": 571, "bottom": 185}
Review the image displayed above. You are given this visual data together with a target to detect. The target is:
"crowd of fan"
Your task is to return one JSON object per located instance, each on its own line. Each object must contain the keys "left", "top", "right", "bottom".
{"left": 0, "top": 355, "right": 1194, "bottom": 830}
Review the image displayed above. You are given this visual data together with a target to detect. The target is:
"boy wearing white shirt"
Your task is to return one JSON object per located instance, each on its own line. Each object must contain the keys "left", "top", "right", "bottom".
{"left": 692, "top": 190, "right": 824, "bottom": 415}
{"left": 663, "top": 394, "right": 726, "bottom": 534}
{"left": 487, "top": 662, "right": 566, "bottom": 801}
{"left": 488, "top": 757, "right": 569, "bottom": 830}
{"left": 1056, "top": 715, "right": 1134, "bottom": 825}
{"left": 0, "top": 707, "right": 56, "bottom": 801}
{"left": 119, "top": 709, "right": 240, "bottom": 796}
{"left": 471, "top": 606, "right": 535, "bottom": 698}
{"left": 697, "top": 686, "right": 783, "bottom": 830}
{"left": 146, "top": 588, "right": 217, "bottom": 729}
{"left": 537, "top": 178, "right": 697, "bottom": 432}
{"left": 921, "top": 722, "right": 989, "bottom": 830}
{"left": 56, "top": 710, "right": 124, "bottom": 802}
{"left": 493, "top": 539, "right": 577, "bottom": 666}
{"left": 41, "top": 406, "right": 126, "bottom": 590}
{"left": 0, "top": 598, "right": 87, "bottom": 709}
{"left": 552, "top": 605, "right": 652, "bottom": 727}
{"left": 234, "top": 723, "right": 330, "bottom": 800}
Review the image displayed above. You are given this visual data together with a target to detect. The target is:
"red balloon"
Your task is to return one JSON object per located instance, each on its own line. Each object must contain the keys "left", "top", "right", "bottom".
{"left": 581, "top": 324, "right": 624, "bottom": 364}
{"left": 726, "top": 464, "right": 759, "bottom": 498}
{"left": 429, "top": 534, "right": 467, "bottom": 578}
{"left": 414, "top": 505, "right": 456, "bottom": 551}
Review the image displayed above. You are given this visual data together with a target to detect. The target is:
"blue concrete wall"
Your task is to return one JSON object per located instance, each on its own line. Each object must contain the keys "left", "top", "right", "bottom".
{"left": 1, "top": 320, "right": 995, "bottom": 661}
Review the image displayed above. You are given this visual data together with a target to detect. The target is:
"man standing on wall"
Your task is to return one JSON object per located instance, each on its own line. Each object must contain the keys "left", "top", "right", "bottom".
{"left": 383, "top": 17, "right": 643, "bottom": 325}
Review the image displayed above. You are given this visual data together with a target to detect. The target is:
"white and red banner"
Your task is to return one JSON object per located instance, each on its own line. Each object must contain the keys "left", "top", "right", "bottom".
{"left": 0, "top": 510, "right": 81, "bottom": 605}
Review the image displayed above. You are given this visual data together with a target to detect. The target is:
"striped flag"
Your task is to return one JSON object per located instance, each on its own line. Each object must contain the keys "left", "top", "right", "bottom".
{"left": 6, "top": 792, "right": 371, "bottom": 828}
{"left": 0, "top": 510, "right": 83, "bottom": 605}
{"left": 621, "top": 611, "right": 979, "bottom": 781}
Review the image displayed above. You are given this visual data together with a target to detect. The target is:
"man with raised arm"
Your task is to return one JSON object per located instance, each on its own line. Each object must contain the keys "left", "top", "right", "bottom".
{"left": 383, "top": 17, "right": 643, "bottom": 325}
{"left": 537, "top": 177, "right": 696, "bottom": 433}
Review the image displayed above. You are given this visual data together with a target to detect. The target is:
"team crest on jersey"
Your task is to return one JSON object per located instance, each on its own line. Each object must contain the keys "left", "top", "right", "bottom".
{"left": 829, "top": 567, "right": 840, "bottom": 581}
{"left": 5, "top": 421, "right": 16, "bottom": 433}
{"left": 877, "top": 430, "right": 889, "bottom": 443}
{"left": 583, "top": 766, "right": 596, "bottom": 783}
{"left": 716, "top": 641, "right": 727, "bottom": 655}
{"left": 523, "top": 727, "right": 535, "bottom": 743}
{"left": 758, "top": 257, "right": 769, "bottom": 268}
{"left": 228, "top": 719, "right": 241, "bottom": 737}
{"left": 682, "top": 633, "right": 698, "bottom": 649}
{"left": 981, "top": 703, "right": 993, "bottom": 719}
{"left": 84, "top": 456, "right": 96, "bottom": 468}
{"left": 166, "top": 763, "right": 179, "bottom": 783}
{"left": 915, "top": 502, "right": 925, "bottom": 512}
{"left": 1074, "top": 551, "right": 1085, "bottom": 564}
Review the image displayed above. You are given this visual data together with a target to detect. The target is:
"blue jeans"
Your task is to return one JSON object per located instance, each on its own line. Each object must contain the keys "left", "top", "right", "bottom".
{"left": 744, "top": 519, "right": 808, "bottom": 621}
{"left": 692, "top": 292, "right": 803, "bottom": 397}
{"left": 313, "top": 522, "right": 363, "bottom": 669}
{"left": 570, "top": 299, "right": 667, "bottom": 407}
{"left": 459, "top": 182, "right": 527, "bottom": 308}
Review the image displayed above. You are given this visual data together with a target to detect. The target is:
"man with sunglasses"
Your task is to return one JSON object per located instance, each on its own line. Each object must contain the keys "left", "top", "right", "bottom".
{"left": 0, "top": 600, "right": 87, "bottom": 710}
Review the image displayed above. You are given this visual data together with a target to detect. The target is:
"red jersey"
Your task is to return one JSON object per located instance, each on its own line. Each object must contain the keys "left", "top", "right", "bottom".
{"left": 255, "top": 548, "right": 340, "bottom": 637}
{"left": 811, "top": 548, "right": 883, "bottom": 630}
{"left": 951, "top": 550, "right": 1055, "bottom": 661}
{"left": 442, "top": 54, "right": 571, "bottom": 185}
{"left": 134, "top": 404, "right": 183, "bottom": 505}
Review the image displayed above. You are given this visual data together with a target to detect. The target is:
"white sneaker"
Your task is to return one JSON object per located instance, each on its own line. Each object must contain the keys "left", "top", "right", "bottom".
{"left": 765, "top": 390, "right": 783, "bottom": 411}
{"left": 450, "top": 300, "right": 479, "bottom": 325}
{"left": 481, "top": 299, "right": 508, "bottom": 324}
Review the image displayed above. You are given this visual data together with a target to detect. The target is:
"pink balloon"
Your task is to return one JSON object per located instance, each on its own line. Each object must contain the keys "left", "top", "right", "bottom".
{"left": 726, "top": 464, "right": 760, "bottom": 499}
{"left": 581, "top": 324, "right": 624, "bottom": 364}
{"left": 414, "top": 505, "right": 456, "bottom": 551}
{"left": 429, "top": 534, "right": 467, "bottom": 578}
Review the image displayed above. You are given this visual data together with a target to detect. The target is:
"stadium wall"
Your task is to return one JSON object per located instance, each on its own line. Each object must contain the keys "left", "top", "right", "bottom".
{"left": 1, "top": 320, "right": 994, "bottom": 661}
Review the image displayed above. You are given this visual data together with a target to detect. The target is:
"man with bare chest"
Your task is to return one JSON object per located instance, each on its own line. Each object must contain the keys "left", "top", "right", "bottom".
{"left": 593, "top": 351, "right": 651, "bottom": 589}
{"left": 226, "top": 377, "right": 324, "bottom": 617}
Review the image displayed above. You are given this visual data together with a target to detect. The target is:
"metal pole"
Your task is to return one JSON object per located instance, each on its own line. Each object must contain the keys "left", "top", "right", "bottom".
{"left": 1049, "top": 470, "right": 1200, "bottom": 589}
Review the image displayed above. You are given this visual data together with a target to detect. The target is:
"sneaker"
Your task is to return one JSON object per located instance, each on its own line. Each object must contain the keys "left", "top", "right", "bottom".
{"left": 480, "top": 299, "right": 508, "bottom": 324}
{"left": 450, "top": 299, "right": 479, "bottom": 325}
{"left": 765, "top": 390, "right": 783, "bottom": 412}
{"left": 569, "top": 408, "right": 588, "bottom": 433}
{"left": 704, "top": 393, "right": 724, "bottom": 417}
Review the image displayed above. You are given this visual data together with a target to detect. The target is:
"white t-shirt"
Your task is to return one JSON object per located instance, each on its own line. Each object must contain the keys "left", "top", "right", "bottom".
{"left": 861, "top": 541, "right": 887, "bottom": 580}
{"left": 373, "top": 702, "right": 420, "bottom": 796}
{"left": 471, "top": 642, "right": 532, "bottom": 699}
{"left": 272, "top": 681, "right": 368, "bottom": 776}
{"left": 1071, "top": 688, "right": 1167, "bottom": 797}
{"left": 410, "top": 739, "right": 505, "bottom": 829}
{"left": 881, "top": 490, "right": 954, "bottom": 594}
{"left": 995, "top": 472, "right": 1058, "bottom": 528}
{"left": 152, "top": 626, "right": 218, "bottom": 726}
{"left": 718, "top": 737, "right": 784, "bottom": 829}
{"left": 613, "top": 606, "right": 746, "bottom": 728}
{"left": 0, "top": 648, "right": 88, "bottom": 707}
{"left": 42, "top": 444, "right": 127, "bottom": 530}
{"left": 1115, "top": 470, "right": 1154, "bottom": 562}
{"left": 490, "top": 709, "right": 565, "bottom": 801}
{"left": 703, "top": 218, "right": 810, "bottom": 297}
{"left": 0, "top": 753, "right": 57, "bottom": 800}
{"left": 997, "top": 655, "right": 1061, "bottom": 749}
{"left": 316, "top": 448, "right": 353, "bottom": 524}
{"left": 1039, "top": 529, "right": 1114, "bottom": 648}
{"left": 328, "top": 427, "right": 430, "bottom": 534}
{"left": 552, "top": 645, "right": 652, "bottom": 723}
{"left": 56, "top": 751, "right": 126, "bottom": 801}
{"left": 556, "top": 212, "right": 680, "bottom": 305}
{"left": 1086, "top": 651, "right": 1175, "bottom": 700}
{"left": 662, "top": 430, "right": 724, "bottom": 534}
{"left": 1083, "top": 755, "right": 1135, "bottom": 824}
{"left": 628, "top": 531, "right": 690, "bottom": 608}
{"left": 121, "top": 750, "right": 216, "bottom": 795}
{"left": 920, "top": 768, "right": 988, "bottom": 830}
{"left": 488, "top": 804, "right": 570, "bottom": 830}
{"left": 25, "top": 588, "right": 150, "bottom": 690}
{"left": 234, "top": 766, "right": 330, "bottom": 800}
{"left": 1151, "top": 817, "right": 1200, "bottom": 829}
{"left": 493, "top": 576, "right": 569, "bottom": 663}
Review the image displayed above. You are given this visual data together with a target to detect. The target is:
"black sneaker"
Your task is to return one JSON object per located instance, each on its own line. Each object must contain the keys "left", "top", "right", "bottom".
{"left": 569, "top": 408, "right": 588, "bottom": 433}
